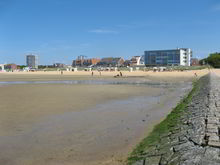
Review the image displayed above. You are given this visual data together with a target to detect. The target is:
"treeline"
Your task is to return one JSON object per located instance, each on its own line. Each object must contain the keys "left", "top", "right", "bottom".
{"left": 200, "top": 52, "right": 220, "bottom": 68}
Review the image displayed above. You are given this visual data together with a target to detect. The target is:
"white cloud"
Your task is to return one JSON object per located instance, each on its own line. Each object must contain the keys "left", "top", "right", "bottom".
{"left": 88, "top": 29, "right": 118, "bottom": 34}
{"left": 88, "top": 22, "right": 156, "bottom": 34}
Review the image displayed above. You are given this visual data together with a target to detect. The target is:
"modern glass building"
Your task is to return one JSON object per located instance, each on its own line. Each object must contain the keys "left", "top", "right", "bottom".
{"left": 26, "top": 55, "right": 38, "bottom": 69}
{"left": 144, "top": 48, "right": 192, "bottom": 66}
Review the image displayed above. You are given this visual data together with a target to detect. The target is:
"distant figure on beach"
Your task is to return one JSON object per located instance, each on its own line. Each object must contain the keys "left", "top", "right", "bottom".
{"left": 91, "top": 72, "right": 94, "bottom": 76}
{"left": 61, "top": 71, "right": 63, "bottom": 75}
{"left": 194, "top": 73, "right": 197, "bottom": 77}
{"left": 99, "top": 71, "right": 101, "bottom": 76}
{"left": 114, "top": 74, "right": 120, "bottom": 78}
{"left": 120, "top": 72, "right": 123, "bottom": 77}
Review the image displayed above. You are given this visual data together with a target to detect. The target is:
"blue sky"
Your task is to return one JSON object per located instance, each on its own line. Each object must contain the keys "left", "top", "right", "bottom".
{"left": 0, "top": 0, "right": 220, "bottom": 65}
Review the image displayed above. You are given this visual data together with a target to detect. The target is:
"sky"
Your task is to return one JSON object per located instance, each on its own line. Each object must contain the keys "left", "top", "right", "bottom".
{"left": 0, "top": 0, "right": 220, "bottom": 65}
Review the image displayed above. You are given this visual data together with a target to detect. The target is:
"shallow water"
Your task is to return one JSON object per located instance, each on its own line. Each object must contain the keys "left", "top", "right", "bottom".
{"left": 0, "top": 79, "right": 178, "bottom": 88}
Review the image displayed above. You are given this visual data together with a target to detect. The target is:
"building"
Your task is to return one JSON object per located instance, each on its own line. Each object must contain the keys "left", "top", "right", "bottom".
{"left": 0, "top": 64, "right": 5, "bottom": 71}
{"left": 130, "top": 56, "right": 141, "bottom": 66}
{"left": 130, "top": 56, "right": 145, "bottom": 66}
{"left": 123, "top": 60, "right": 131, "bottom": 67}
{"left": 53, "top": 63, "right": 66, "bottom": 68}
{"left": 72, "top": 57, "right": 100, "bottom": 67}
{"left": 191, "top": 58, "right": 200, "bottom": 66}
{"left": 83, "top": 58, "right": 100, "bottom": 66}
{"left": 144, "top": 48, "right": 192, "bottom": 66}
{"left": 97, "top": 57, "right": 124, "bottom": 67}
{"left": 5, "top": 64, "right": 17, "bottom": 70}
{"left": 72, "top": 55, "right": 86, "bottom": 66}
{"left": 26, "top": 55, "right": 38, "bottom": 69}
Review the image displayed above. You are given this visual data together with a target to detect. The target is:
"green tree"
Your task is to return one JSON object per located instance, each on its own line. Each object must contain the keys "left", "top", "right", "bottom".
{"left": 206, "top": 53, "right": 220, "bottom": 68}
{"left": 18, "top": 65, "right": 27, "bottom": 69}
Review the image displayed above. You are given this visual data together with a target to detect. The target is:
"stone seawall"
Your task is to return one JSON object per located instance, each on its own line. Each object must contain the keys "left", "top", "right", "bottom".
{"left": 134, "top": 73, "right": 220, "bottom": 165}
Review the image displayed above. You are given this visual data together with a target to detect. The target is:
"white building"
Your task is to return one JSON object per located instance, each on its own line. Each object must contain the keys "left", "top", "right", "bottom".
{"left": 130, "top": 55, "right": 145, "bottom": 66}
{"left": 144, "top": 48, "right": 192, "bottom": 66}
{"left": 0, "top": 64, "right": 5, "bottom": 71}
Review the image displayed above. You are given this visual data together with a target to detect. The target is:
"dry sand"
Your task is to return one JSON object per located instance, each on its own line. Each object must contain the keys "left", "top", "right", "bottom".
{"left": 0, "top": 69, "right": 209, "bottom": 81}
{"left": 0, "top": 69, "right": 209, "bottom": 165}
{"left": 211, "top": 69, "right": 220, "bottom": 77}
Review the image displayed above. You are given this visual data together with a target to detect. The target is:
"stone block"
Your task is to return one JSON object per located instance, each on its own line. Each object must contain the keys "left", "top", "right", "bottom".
{"left": 206, "top": 127, "right": 219, "bottom": 134}
{"left": 145, "top": 156, "right": 161, "bottom": 165}
{"left": 207, "top": 117, "right": 219, "bottom": 124}
{"left": 208, "top": 135, "right": 219, "bottom": 141}
{"left": 173, "top": 142, "right": 193, "bottom": 152}
{"left": 208, "top": 141, "right": 220, "bottom": 147}
{"left": 207, "top": 124, "right": 218, "bottom": 130}
{"left": 204, "top": 147, "right": 220, "bottom": 161}
{"left": 206, "top": 132, "right": 218, "bottom": 137}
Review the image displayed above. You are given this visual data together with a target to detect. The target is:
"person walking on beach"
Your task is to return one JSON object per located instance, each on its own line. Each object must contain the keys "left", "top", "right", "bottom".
{"left": 120, "top": 72, "right": 123, "bottom": 77}
{"left": 99, "top": 71, "right": 101, "bottom": 76}
{"left": 91, "top": 71, "right": 94, "bottom": 76}
{"left": 194, "top": 72, "right": 197, "bottom": 77}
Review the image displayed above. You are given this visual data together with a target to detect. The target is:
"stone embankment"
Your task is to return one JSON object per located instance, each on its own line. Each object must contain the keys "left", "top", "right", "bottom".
{"left": 134, "top": 73, "right": 220, "bottom": 165}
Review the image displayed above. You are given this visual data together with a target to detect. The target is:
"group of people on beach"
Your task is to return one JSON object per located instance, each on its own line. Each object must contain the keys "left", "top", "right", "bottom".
{"left": 114, "top": 72, "right": 123, "bottom": 78}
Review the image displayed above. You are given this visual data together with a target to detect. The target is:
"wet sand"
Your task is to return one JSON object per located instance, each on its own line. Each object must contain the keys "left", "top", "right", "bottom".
{"left": 0, "top": 70, "right": 208, "bottom": 165}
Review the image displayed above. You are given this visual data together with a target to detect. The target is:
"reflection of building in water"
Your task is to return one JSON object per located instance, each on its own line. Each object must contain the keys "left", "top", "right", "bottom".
{"left": 144, "top": 48, "right": 192, "bottom": 66}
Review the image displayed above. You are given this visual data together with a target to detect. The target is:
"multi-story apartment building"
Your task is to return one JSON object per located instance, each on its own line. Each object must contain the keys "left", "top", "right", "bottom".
{"left": 26, "top": 55, "right": 38, "bottom": 69}
{"left": 144, "top": 48, "right": 192, "bottom": 66}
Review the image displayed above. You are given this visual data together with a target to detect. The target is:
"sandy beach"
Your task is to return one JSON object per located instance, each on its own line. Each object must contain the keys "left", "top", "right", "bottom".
{"left": 0, "top": 69, "right": 209, "bottom": 165}
{"left": 0, "top": 69, "right": 209, "bottom": 81}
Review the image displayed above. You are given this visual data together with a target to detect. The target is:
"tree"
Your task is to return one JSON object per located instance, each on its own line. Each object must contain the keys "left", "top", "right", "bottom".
{"left": 206, "top": 53, "right": 220, "bottom": 68}
{"left": 17, "top": 65, "right": 27, "bottom": 69}
{"left": 199, "top": 58, "right": 207, "bottom": 65}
